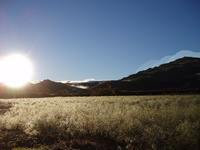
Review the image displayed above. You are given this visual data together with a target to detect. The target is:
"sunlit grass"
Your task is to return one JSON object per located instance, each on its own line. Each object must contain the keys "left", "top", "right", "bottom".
{"left": 0, "top": 95, "right": 200, "bottom": 149}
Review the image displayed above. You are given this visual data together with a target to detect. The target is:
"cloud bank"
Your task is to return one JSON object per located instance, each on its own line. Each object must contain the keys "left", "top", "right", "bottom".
{"left": 136, "top": 50, "right": 200, "bottom": 73}
{"left": 60, "top": 78, "right": 96, "bottom": 84}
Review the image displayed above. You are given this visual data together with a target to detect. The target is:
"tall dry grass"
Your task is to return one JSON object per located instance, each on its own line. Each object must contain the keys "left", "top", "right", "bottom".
{"left": 0, "top": 95, "right": 200, "bottom": 149}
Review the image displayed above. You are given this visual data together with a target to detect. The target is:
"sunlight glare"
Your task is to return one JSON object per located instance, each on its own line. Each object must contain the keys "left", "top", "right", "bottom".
{"left": 0, "top": 54, "right": 33, "bottom": 87}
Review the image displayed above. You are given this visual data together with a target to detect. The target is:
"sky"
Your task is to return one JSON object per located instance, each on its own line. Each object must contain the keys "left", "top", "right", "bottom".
{"left": 0, "top": 0, "right": 200, "bottom": 82}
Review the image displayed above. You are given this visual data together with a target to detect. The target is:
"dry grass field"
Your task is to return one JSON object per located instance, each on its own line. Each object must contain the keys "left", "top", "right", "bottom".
{"left": 0, "top": 95, "right": 200, "bottom": 150}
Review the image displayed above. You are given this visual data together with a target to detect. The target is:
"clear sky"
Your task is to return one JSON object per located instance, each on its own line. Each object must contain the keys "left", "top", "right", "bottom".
{"left": 0, "top": 0, "right": 200, "bottom": 81}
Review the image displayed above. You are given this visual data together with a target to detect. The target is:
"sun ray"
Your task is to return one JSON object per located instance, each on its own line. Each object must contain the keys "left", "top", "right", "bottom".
{"left": 0, "top": 54, "right": 33, "bottom": 87}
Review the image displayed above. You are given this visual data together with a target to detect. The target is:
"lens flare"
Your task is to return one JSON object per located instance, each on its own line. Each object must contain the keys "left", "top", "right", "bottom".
{"left": 0, "top": 54, "right": 33, "bottom": 87}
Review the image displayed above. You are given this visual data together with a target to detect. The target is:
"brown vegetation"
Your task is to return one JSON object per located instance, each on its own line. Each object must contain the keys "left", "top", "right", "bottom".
{"left": 0, "top": 95, "right": 200, "bottom": 149}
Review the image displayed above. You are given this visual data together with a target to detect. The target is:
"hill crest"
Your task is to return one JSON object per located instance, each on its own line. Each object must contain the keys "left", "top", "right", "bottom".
{"left": 0, "top": 57, "right": 199, "bottom": 97}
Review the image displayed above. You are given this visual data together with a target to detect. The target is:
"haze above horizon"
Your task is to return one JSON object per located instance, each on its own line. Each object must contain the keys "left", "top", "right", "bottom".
{"left": 0, "top": 0, "right": 200, "bottom": 82}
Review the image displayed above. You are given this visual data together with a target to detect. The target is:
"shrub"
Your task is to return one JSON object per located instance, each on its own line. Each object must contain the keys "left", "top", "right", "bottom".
{"left": 0, "top": 95, "right": 200, "bottom": 149}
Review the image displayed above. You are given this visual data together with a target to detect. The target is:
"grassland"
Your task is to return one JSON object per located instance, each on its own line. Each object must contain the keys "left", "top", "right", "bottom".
{"left": 0, "top": 95, "right": 200, "bottom": 150}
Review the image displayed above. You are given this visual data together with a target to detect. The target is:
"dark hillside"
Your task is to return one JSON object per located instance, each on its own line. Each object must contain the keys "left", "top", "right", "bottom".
{"left": 0, "top": 57, "right": 200, "bottom": 97}
{"left": 91, "top": 57, "right": 200, "bottom": 94}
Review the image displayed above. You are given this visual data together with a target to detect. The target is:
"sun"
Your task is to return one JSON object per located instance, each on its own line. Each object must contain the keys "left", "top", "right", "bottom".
{"left": 0, "top": 54, "right": 33, "bottom": 87}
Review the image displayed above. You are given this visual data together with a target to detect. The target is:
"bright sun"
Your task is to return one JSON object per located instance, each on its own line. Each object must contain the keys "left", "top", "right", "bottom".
{"left": 0, "top": 54, "right": 33, "bottom": 87}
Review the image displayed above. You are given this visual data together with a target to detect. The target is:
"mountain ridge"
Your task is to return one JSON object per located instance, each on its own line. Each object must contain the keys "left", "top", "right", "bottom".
{"left": 89, "top": 57, "right": 200, "bottom": 95}
{"left": 136, "top": 50, "right": 200, "bottom": 72}
{"left": 0, "top": 57, "right": 199, "bottom": 98}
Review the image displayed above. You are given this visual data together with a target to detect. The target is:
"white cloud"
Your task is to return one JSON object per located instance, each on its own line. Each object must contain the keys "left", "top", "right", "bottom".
{"left": 30, "top": 80, "right": 42, "bottom": 84}
{"left": 136, "top": 50, "right": 200, "bottom": 73}
{"left": 70, "top": 85, "right": 89, "bottom": 89}
{"left": 60, "top": 78, "right": 96, "bottom": 84}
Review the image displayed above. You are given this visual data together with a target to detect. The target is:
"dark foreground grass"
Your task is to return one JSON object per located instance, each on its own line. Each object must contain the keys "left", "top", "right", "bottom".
{"left": 0, "top": 129, "right": 124, "bottom": 150}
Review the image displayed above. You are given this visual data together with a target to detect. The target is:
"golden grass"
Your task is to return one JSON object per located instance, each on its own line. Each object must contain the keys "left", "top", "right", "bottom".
{"left": 0, "top": 95, "right": 200, "bottom": 149}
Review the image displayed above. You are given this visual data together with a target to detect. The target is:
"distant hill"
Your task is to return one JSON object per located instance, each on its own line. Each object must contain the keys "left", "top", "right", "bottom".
{"left": 0, "top": 57, "right": 199, "bottom": 98}
{"left": 90, "top": 57, "right": 200, "bottom": 95}
{"left": 136, "top": 50, "right": 200, "bottom": 72}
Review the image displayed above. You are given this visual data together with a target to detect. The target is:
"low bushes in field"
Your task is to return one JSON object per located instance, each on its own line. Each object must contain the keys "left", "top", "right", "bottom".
{"left": 0, "top": 95, "right": 200, "bottom": 149}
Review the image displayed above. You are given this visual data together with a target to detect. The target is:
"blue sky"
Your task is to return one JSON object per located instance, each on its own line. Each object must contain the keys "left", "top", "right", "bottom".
{"left": 0, "top": 0, "right": 200, "bottom": 81}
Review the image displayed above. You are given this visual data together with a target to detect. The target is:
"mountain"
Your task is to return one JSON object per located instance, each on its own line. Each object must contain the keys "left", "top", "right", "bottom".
{"left": 90, "top": 57, "right": 200, "bottom": 95}
{"left": 0, "top": 79, "right": 103, "bottom": 98}
{"left": 136, "top": 50, "right": 200, "bottom": 72}
{"left": 0, "top": 57, "right": 199, "bottom": 98}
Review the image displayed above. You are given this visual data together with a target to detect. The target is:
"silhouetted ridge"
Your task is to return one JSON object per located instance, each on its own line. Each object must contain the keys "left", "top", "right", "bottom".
{"left": 122, "top": 57, "right": 200, "bottom": 81}
{"left": 91, "top": 57, "right": 200, "bottom": 94}
{"left": 0, "top": 57, "right": 199, "bottom": 97}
